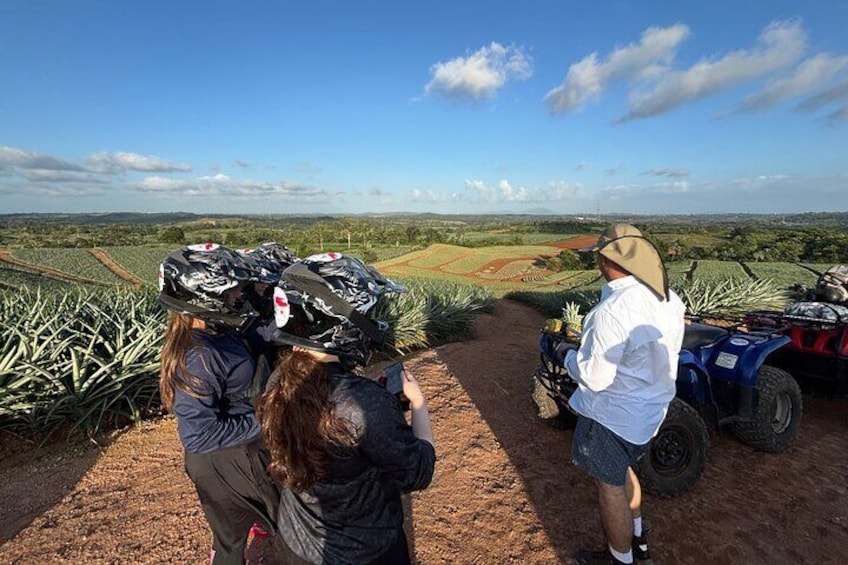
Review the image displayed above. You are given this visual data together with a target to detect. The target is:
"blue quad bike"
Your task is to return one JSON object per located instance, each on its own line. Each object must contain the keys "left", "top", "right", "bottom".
{"left": 530, "top": 316, "right": 803, "bottom": 497}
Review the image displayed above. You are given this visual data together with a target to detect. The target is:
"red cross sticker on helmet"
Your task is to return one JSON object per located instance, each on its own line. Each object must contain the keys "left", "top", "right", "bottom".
{"left": 273, "top": 286, "right": 291, "bottom": 328}
{"left": 188, "top": 242, "right": 220, "bottom": 252}
{"left": 307, "top": 252, "right": 340, "bottom": 262}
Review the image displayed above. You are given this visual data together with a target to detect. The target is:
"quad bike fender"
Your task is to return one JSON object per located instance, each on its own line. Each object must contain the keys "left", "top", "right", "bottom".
{"left": 677, "top": 351, "right": 720, "bottom": 430}
{"left": 676, "top": 350, "right": 712, "bottom": 405}
{"left": 705, "top": 334, "right": 791, "bottom": 387}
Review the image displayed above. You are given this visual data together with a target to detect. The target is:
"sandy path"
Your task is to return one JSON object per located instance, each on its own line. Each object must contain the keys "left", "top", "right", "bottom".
{"left": 89, "top": 248, "right": 144, "bottom": 290}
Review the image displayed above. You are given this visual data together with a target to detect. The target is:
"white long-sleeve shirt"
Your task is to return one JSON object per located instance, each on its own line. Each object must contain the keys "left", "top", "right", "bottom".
{"left": 565, "top": 276, "right": 686, "bottom": 445}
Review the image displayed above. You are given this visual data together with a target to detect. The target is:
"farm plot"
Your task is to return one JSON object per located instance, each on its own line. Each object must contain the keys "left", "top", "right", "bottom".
{"left": 666, "top": 261, "right": 693, "bottom": 285}
{"left": 555, "top": 270, "right": 601, "bottom": 289}
{"left": 691, "top": 260, "right": 750, "bottom": 283}
{"left": 375, "top": 246, "right": 443, "bottom": 269}
{"left": 12, "top": 248, "right": 128, "bottom": 286}
{"left": 744, "top": 262, "right": 818, "bottom": 288}
{"left": 406, "top": 245, "right": 473, "bottom": 269}
{"left": 475, "top": 260, "right": 539, "bottom": 280}
{"left": 0, "top": 263, "right": 75, "bottom": 291}
{"left": 800, "top": 263, "right": 839, "bottom": 274}
{"left": 440, "top": 245, "right": 559, "bottom": 275}
{"left": 459, "top": 232, "right": 573, "bottom": 245}
{"left": 101, "top": 246, "right": 174, "bottom": 286}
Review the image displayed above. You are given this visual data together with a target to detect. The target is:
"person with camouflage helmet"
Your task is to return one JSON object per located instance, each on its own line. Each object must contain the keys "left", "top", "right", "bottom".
{"left": 258, "top": 253, "right": 436, "bottom": 565}
{"left": 158, "top": 243, "right": 280, "bottom": 564}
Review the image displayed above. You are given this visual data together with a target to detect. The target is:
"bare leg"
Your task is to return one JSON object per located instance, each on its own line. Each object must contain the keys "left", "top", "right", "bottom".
{"left": 596, "top": 479, "right": 633, "bottom": 553}
{"left": 624, "top": 467, "right": 641, "bottom": 519}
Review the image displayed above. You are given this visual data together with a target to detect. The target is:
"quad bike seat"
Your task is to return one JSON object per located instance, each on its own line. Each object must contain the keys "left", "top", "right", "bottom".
{"left": 683, "top": 323, "right": 729, "bottom": 351}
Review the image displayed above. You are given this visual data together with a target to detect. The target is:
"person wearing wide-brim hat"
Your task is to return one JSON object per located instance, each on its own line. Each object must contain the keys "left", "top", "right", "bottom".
{"left": 564, "top": 224, "right": 686, "bottom": 565}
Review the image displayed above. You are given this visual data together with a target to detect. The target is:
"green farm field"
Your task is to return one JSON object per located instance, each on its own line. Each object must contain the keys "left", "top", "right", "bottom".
{"left": 0, "top": 239, "right": 825, "bottom": 297}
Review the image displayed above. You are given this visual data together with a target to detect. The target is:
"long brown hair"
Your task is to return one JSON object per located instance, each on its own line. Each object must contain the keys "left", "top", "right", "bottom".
{"left": 258, "top": 351, "right": 357, "bottom": 491}
{"left": 159, "top": 312, "right": 208, "bottom": 410}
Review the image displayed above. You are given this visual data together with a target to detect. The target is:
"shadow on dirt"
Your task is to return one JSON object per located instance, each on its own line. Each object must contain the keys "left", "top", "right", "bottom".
{"left": 435, "top": 299, "right": 848, "bottom": 564}
{"left": 0, "top": 432, "right": 107, "bottom": 544}
{"left": 435, "top": 299, "right": 600, "bottom": 563}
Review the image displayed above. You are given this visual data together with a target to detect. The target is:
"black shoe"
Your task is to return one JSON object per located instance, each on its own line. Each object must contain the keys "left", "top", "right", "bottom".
{"left": 632, "top": 534, "right": 653, "bottom": 564}
{"left": 573, "top": 548, "right": 629, "bottom": 565}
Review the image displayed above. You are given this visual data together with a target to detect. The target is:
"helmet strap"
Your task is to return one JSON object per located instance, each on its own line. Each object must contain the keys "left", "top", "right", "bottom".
{"left": 282, "top": 263, "right": 387, "bottom": 345}
{"left": 157, "top": 294, "right": 257, "bottom": 330}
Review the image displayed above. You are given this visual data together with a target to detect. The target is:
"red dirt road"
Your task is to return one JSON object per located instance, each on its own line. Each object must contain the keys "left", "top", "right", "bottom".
{"left": 1, "top": 300, "right": 847, "bottom": 564}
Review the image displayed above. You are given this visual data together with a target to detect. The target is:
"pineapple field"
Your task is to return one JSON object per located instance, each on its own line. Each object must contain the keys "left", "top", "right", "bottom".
{"left": 0, "top": 236, "right": 846, "bottom": 564}
{"left": 0, "top": 237, "right": 822, "bottom": 442}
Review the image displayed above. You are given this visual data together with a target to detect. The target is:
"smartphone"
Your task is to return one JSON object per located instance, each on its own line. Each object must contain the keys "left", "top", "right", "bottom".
{"left": 383, "top": 362, "right": 405, "bottom": 396}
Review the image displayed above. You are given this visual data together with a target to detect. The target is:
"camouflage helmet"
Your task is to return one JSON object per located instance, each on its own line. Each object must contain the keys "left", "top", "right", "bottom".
{"left": 158, "top": 243, "right": 260, "bottom": 328}
{"left": 236, "top": 242, "right": 299, "bottom": 285}
{"left": 272, "top": 252, "right": 405, "bottom": 364}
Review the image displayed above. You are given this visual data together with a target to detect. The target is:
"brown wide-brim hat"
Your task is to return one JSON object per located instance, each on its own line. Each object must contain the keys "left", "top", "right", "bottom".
{"left": 579, "top": 223, "right": 669, "bottom": 300}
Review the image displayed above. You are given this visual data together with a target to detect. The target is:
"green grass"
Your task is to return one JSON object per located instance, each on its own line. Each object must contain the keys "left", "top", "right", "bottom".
{"left": 0, "top": 263, "right": 77, "bottom": 291}
{"left": 743, "top": 262, "right": 818, "bottom": 288}
{"left": 13, "top": 248, "right": 128, "bottom": 286}
{"left": 691, "top": 260, "right": 750, "bottom": 283}
{"left": 101, "top": 245, "right": 174, "bottom": 286}
{"left": 457, "top": 232, "right": 577, "bottom": 245}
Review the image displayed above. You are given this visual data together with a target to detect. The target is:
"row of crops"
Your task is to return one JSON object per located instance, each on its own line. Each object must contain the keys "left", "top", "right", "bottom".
{"left": 0, "top": 279, "right": 495, "bottom": 442}
{"left": 0, "top": 244, "right": 834, "bottom": 298}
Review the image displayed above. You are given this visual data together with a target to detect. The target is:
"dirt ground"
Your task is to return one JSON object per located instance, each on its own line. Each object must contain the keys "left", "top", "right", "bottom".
{"left": 1, "top": 300, "right": 847, "bottom": 564}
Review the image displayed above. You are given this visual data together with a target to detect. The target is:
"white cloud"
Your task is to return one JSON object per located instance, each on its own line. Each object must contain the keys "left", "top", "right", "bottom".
{"left": 86, "top": 151, "right": 191, "bottom": 173}
{"left": 605, "top": 163, "right": 627, "bottom": 176}
{"left": 548, "top": 181, "right": 583, "bottom": 200}
{"left": 737, "top": 53, "right": 848, "bottom": 112}
{"left": 464, "top": 178, "right": 583, "bottom": 203}
{"left": 409, "top": 188, "right": 446, "bottom": 203}
{"left": 823, "top": 104, "right": 848, "bottom": 125}
{"left": 20, "top": 169, "right": 108, "bottom": 184}
{"left": 643, "top": 167, "right": 690, "bottom": 178}
{"left": 137, "top": 176, "right": 195, "bottom": 192}
{"left": 592, "top": 173, "right": 848, "bottom": 213}
{"left": 798, "top": 77, "right": 848, "bottom": 110}
{"left": 368, "top": 187, "right": 392, "bottom": 198}
{"left": 26, "top": 184, "right": 104, "bottom": 197}
{"left": 621, "top": 20, "right": 807, "bottom": 122}
{"left": 545, "top": 24, "right": 690, "bottom": 114}
{"left": 135, "top": 173, "right": 328, "bottom": 199}
{"left": 464, "top": 179, "right": 493, "bottom": 200}
{"left": 0, "top": 146, "right": 84, "bottom": 171}
{"left": 425, "top": 42, "right": 533, "bottom": 101}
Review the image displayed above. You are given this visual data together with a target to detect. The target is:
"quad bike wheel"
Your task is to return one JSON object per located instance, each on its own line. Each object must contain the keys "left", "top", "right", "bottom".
{"left": 733, "top": 365, "right": 803, "bottom": 453}
{"left": 636, "top": 398, "right": 710, "bottom": 498}
{"left": 530, "top": 372, "right": 577, "bottom": 429}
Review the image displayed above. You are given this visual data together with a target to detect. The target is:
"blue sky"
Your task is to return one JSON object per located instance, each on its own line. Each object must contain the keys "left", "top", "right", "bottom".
{"left": 1, "top": 0, "right": 846, "bottom": 215}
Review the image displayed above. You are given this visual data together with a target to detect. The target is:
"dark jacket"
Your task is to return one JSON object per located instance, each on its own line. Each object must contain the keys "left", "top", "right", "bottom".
{"left": 173, "top": 328, "right": 261, "bottom": 454}
{"left": 277, "top": 366, "right": 436, "bottom": 564}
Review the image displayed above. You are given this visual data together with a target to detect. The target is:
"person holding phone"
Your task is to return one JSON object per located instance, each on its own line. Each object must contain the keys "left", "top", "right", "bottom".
{"left": 258, "top": 254, "right": 436, "bottom": 565}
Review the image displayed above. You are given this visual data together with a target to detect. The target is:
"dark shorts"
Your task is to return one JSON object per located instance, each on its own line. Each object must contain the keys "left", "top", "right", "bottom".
{"left": 571, "top": 415, "right": 651, "bottom": 486}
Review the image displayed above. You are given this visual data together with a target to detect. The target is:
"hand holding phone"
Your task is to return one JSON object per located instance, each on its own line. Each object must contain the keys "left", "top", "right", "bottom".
{"left": 383, "top": 362, "right": 405, "bottom": 396}
{"left": 381, "top": 362, "right": 411, "bottom": 410}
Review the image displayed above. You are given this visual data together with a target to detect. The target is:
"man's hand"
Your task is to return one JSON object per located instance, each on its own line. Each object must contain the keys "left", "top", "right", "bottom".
{"left": 553, "top": 341, "right": 578, "bottom": 367}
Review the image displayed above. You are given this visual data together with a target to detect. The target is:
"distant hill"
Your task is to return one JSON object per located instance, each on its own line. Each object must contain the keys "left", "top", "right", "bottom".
{"left": 1, "top": 211, "right": 847, "bottom": 228}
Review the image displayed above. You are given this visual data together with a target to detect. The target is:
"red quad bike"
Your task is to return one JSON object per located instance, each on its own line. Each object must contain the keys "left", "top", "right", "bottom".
{"left": 531, "top": 315, "right": 802, "bottom": 498}
{"left": 746, "top": 302, "right": 848, "bottom": 395}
